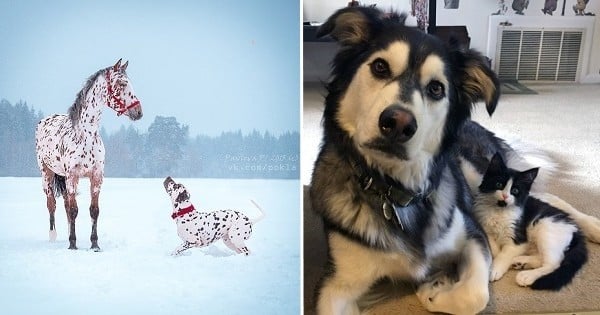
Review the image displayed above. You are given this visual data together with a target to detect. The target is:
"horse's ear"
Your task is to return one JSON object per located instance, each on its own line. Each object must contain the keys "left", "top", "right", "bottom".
{"left": 113, "top": 58, "right": 122, "bottom": 72}
{"left": 121, "top": 60, "right": 129, "bottom": 71}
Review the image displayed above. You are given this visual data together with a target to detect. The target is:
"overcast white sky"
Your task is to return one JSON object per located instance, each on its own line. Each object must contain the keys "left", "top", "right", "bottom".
{"left": 0, "top": 0, "right": 300, "bottom": 137}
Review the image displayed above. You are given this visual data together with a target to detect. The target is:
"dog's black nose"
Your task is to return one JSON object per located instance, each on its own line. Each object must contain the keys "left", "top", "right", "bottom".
{"left": 379, "top": 106, "right": 417, "bottom": 142}
{"left": 163, "top": 176, "right": 173, "bottom": 188}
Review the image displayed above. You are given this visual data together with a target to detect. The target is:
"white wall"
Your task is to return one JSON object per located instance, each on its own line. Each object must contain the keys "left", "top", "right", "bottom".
{"left": 303, "top": 1, "right": 412, "bottom": 23}
{"left": 435, "top": 0, "right": 599, "bottom": 82}
{"left": 303, "top": 0, "right": 600, "bottom": 83}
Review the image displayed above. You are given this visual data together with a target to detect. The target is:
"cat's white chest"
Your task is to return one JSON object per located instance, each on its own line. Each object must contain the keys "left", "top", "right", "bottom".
{"left": 479, "top": 205, "right": 520, "bottom": 246}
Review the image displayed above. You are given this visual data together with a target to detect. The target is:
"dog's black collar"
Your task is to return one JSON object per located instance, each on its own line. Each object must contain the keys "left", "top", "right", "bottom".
{"left": 353, "top": 163, "right": 431, "bottom": 231}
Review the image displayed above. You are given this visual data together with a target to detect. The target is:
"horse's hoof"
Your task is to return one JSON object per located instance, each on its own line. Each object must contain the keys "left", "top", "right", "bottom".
{"left": 49, "top": 230, "right": 57, "bottom": 242}
{"left": 68, "top": 246, "right": 78, "bottom": 250}
{"left": 91, "top": 246, "right": 102, "bottom": 252}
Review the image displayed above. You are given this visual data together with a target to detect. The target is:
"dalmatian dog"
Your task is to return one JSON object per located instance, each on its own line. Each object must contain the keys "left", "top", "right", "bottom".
{"left": 163, "top": 176, "right": 265, "bottom": 256}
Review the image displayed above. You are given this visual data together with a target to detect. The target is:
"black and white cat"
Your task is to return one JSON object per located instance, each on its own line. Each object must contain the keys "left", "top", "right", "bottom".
{"left": 474, "top": 153, "right": 588, "bottom": 290}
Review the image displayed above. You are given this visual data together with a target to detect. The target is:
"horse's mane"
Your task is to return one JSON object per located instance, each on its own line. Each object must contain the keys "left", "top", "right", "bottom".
{"left": 68, "top": 67, "right": 110, "bottom": 124}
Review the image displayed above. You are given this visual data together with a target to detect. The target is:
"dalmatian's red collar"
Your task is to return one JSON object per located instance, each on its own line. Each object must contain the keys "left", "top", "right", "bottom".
{"left": 171, "top": 204, "right": 195, "bottom": 220}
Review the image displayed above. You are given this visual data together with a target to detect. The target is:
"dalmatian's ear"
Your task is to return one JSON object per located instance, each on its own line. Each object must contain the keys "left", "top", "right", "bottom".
{"left": 175, "top": 191, "right": 189, "bottom": 203}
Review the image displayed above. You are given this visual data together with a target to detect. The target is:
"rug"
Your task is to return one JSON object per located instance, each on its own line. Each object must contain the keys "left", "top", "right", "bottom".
{"left": 501, "top": 80, "right": 538, "bottom": 94}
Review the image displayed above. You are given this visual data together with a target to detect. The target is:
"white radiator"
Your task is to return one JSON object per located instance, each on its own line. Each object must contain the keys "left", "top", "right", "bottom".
{"left": 496, "top": 27, "right": 584, "bottom": 82}
{"left": 487, "top": 15, "right": 595, "bottom": 83}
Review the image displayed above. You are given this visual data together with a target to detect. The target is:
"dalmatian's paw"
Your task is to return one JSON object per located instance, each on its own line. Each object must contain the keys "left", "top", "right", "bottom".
{"left": 171, "top": 249, "right": 191, "bottom": 256}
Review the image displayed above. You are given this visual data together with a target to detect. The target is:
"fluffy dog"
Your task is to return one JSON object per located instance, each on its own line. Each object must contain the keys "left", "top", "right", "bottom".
{"left": 163, "top": 176, "right": 265, "bottom": 256}
{"left": 310, "top": 7, "right": 600, "bottom": 315}
{"left": 310, "top": 8, "right": 499, "bottom": 314}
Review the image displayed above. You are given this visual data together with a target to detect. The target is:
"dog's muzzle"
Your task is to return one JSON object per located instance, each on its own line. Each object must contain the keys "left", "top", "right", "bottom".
{"left": 379, "top": 106, "right": 417, "bottom": 143}
{"left": 163, "top": 176, "right": 175, "bottom": 190}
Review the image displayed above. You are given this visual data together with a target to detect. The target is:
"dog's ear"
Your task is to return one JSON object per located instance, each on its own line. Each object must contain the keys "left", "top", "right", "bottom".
{"left": 175, "top": 191, "right": 189, "bottom": 204}
{"left": 488, "top": 152, "right": 506, "bottom": 173}
{"left": 452, "top": 48, "right": 500, "bottom": 116}
{"left": 317, "top": 7, "right": 386, "bottom": 46}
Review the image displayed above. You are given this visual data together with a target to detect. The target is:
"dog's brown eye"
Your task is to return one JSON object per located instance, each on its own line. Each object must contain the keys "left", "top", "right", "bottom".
{"left": 426, "top": 81, "right": 445, "bottom": 100}
{"left": 370, "top": 58, "right": 391, "bottom": 78}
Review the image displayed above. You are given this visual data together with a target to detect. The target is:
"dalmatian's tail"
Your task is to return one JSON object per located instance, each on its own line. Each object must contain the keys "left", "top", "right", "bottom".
{"left": 249, "top": 200, "right": 266, "bottom": 224}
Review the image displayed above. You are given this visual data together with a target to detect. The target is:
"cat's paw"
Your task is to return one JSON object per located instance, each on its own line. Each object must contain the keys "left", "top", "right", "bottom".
{"left": 490, "top": 262, "right": 509, "bottom": 281}
{"left": 511, "top": 261, "right": 526, "bottom": 270}
{"left": 516, "top": 270, "right": 541, "bottom": 287}
{"left": 511, "top": 255, "right": 541, "bottom": 270}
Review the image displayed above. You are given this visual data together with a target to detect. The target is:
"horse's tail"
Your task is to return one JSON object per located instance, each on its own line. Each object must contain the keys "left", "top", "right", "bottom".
{"left": 53, "top": 174, "right": 67, "bottom": 198}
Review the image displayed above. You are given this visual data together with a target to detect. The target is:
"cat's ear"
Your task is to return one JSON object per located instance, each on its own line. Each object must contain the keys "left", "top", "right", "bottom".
{"left": 521, "top": 167, "right": 539, "bottom": 184}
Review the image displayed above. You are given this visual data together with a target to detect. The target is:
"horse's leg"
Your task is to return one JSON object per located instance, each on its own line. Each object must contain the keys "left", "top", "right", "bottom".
{"left": 41, "top": 165, "right": 57, "bottom": 241}
{"left": 65, "top": 175, "right": 79, "bottom": 250}
{"left": 89, "top": 172, "right": 103, "bottom": 251}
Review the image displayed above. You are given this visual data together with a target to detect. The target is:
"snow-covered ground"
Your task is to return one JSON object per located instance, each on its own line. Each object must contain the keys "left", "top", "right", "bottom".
{"left": 0, "top": 177, "right": 300, "bottom": 315}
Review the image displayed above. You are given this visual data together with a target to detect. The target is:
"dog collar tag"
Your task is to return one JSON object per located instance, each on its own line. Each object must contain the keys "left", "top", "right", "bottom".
{"left": 383, "top": 200, "right": 404, "bottom": 231}
{"left": 383, "top": 201, "right": 393, "bottom": 220}
{"left": 391, "top": 203, "right": 406, "bottom": 231}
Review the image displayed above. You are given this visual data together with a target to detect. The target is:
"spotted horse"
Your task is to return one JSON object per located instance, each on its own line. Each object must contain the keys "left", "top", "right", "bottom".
{"left": 35, "top": 59, "right": 143, "bottom": 251}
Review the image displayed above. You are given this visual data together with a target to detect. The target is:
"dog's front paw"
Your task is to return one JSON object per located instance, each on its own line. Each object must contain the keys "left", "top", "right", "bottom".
{"left": 417, "top": 276, "right": 488, "bottom": 314}
{"left": 416, "top": 276, "right": 452, "bottom": 307}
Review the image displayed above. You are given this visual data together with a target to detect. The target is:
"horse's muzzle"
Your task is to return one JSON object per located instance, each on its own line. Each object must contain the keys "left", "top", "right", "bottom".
{"left": 127, "top": 104, "right": 143, "bottom": 121}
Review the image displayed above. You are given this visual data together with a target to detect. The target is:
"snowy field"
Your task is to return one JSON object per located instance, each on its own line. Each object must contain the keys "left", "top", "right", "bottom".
{"left": 0, "top": 177, "right": 300, "bottom": 315}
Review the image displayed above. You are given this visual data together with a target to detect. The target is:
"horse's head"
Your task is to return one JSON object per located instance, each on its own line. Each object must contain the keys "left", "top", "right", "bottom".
{"left": 105, "top": 58, "right": 143, "bottom": 121}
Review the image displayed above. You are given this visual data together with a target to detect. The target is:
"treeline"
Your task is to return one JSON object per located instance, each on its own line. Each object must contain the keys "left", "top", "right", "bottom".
{"left": 0, "top": 100, "right": 44, "bottom": 176}
{"left": 0, "top": 99, "right": 299, "bottom": 179}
